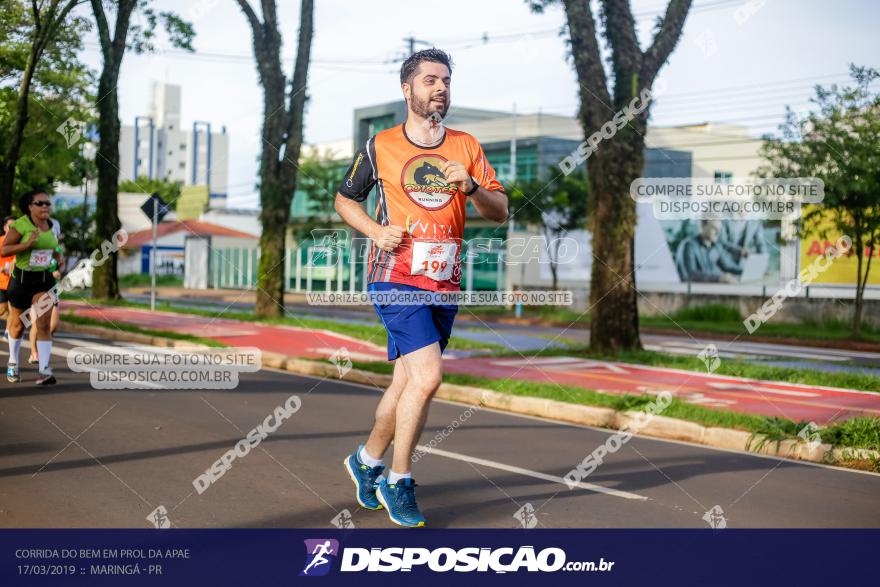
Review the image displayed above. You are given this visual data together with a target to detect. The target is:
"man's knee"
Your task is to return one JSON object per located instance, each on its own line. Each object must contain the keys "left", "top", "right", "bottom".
{"left": 409, "top": 371, "right": 442, "bottom": 397}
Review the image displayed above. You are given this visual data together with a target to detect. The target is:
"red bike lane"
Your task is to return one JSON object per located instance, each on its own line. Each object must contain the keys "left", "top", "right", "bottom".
{"left": 66, "top": 304, "right": 387, "bottom": 362}
{"left": 442, "top": 356, "right": 880, "bottom": 424}
{"left": 64, "top": 303, "right": 880, "bottom": 424}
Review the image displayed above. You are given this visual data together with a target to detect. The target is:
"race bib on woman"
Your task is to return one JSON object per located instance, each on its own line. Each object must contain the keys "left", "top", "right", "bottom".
{"left": 29, "top": 249, "right": 52, "bottom": 268}
{"left": 410, "top": 240, "right": 457, "bottom": 282}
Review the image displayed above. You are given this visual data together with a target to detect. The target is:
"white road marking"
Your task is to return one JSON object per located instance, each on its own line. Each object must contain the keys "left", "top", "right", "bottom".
{"left": 416, "top": 445, "right": 648, "bottom": 501}
{"left": 706, "top": 382, "right": 819, "bottom": 397}
{"left": 492, "top": 357, "right": 629, "bottom": 374}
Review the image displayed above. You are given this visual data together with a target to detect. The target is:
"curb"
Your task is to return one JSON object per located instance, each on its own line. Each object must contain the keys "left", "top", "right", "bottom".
{"left": 59, "top": 322, "right": 880, "bottom": 470}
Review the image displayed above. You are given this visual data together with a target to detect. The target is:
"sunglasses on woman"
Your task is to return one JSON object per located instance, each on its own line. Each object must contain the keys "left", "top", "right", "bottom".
{"left": 31, "top": 201, "right": 52, "bottom": 207}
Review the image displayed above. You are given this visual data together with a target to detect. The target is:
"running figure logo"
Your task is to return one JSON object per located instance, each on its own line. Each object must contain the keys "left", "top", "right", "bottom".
{"left": 56, "top": 117, "right": 85, "bottom": 148}
{"left": 299, "top": 539, "right": 339, "bottom": 577}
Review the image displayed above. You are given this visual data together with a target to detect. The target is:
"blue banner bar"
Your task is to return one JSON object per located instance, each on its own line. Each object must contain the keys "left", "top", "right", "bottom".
{"left": 1, "top": 529, "right": 876, "bottom": 586}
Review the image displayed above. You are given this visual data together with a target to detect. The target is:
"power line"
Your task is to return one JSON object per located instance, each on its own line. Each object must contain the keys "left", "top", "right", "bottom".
{"left": 80, "top": 0, "right": 756, "bottom": 70}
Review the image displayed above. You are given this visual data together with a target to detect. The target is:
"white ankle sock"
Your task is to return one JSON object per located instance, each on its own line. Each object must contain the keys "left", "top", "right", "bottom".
{"left": 387, "top": 470, "right": 412, "bottom": 484}
{"left": 359, "top": 446, "right": 384, "bottom": 467}
{"left": 37, "top": 341, "right": 52, "bottom": 372}
{"left": 8, "top": 338, "right": 20, "bottom": 366}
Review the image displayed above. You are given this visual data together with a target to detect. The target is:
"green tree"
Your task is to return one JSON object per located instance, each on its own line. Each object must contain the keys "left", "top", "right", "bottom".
{"left": 509, "top": 169, "right": 589, "bottom": 290}
{"left": 52, "top": 201, "right": 96, "bottom": 260}
{"left": 759, "top": 65, "right": 880, "bottom": 337}
{"left": 119, "top": 175, "right": 182, "bottom": 210}
{"left": 530, "top": 0, "right": 692, "bottom": 352}
{"left": 0, "top": 0, "right": 93, "bottom": 211}
{"left": 290, "top": 147, "right": 345, "bottom": 242}
{"left": 236, "top": 0, "right": 314, "bottom": 318}
{"left": 89, "top": 0, "right": 194, "bottom": 300}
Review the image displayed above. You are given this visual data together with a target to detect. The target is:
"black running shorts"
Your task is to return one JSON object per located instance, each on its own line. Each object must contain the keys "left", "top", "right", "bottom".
{"left": 7, "top": 268, "right": 56, "bottom": 311}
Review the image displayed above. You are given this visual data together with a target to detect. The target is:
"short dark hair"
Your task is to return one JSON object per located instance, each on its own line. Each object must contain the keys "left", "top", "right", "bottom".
{"left": 400, "top": 48, "right": 453, "bottom": 85}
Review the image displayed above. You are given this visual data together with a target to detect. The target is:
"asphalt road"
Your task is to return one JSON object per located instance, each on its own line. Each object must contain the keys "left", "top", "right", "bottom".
{"left": 0, "top": 331, "right": 878, "bottom": 529}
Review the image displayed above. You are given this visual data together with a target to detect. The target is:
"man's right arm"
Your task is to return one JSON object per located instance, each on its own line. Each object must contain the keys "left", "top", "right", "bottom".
{"left": 334, "top": 141, "right": 404, "bottom": 253}
{"left": 334, "top": 194, "right": 403, "bottom": 253}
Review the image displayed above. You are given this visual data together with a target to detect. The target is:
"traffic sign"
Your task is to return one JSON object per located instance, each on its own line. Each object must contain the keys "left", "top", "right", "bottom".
{"left": 140, "top": 192, "right": 171, "bottom": 223}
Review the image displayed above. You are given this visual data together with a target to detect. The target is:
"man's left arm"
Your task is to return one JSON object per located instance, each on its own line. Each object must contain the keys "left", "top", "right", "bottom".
{"left": 441, "top": 156, "right": 508, "bottom": 224}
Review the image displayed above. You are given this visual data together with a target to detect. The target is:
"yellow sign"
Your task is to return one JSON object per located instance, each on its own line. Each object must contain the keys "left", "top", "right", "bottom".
{"left": 176, "top": 185, "right": 209, "bottom": 220}
{"left": 799, "top": 205, "right": 880, "bottom": 285}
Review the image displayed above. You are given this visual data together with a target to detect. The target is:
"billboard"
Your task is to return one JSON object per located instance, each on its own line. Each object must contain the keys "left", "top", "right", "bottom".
{"left": 176, "top": 185, "right": 209, "bottom": 220}
{"left": 659, "top": 217, "right": 780, "bottom": 284}
{"left": 799, "top": 206, "right": 880, "bottom": 285}
{"left": 537, "top": 205, "right": 781, "bottom": 284}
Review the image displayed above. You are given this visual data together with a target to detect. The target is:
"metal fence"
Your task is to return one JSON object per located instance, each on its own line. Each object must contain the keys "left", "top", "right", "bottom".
{"left": 209, "top": 245, "right": 506, "bottom": 292}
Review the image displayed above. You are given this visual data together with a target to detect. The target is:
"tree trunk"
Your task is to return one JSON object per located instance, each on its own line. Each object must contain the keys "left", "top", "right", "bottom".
{"left": 92, "top": 65, "right": 122, "bottom": 300}
{"left": 854, "top": 240, "right": 874, "bottom": 338}
{"left": 550, "top": 232, "right": 560, "bottom": 291}
{"left": 90, "top": 0, "right": 136, "bottom": 300}
{"left": 561, "top": 0, "right": 691, "bottom": 353}
{"left": 241, "top": 0, "right": 314, "bottom": 318}
{"left": 253, "top": 64, "right": 287, "bottom": 317}
{"left": 255, "top": 177, "right": 287, "bottom": 316}
{"left": 587, "top": 137, "right": 644, "bottom": 352}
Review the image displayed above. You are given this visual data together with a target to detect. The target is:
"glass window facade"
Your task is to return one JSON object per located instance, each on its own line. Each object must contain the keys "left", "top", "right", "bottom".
{"left": 485, "top": 145, "right": 539, "bottom": 184}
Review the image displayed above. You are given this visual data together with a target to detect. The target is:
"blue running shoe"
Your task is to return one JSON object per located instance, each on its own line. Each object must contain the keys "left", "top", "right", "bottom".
{"left": 6, "top": 364, "right": 19, "bottom": 383}
{"left": 375, "top": 477, "right": 426, "bottom": 528}
{"left": 343, "top": 445, "right": 384, "bottom": 510}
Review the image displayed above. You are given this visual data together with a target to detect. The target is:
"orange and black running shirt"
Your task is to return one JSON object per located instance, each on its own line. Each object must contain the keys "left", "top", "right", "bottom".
{"left": 338, "top": 124, "right": 504, "bottom": 291}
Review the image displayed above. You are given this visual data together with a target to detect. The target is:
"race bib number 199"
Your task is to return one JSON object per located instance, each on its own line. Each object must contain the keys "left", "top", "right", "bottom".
{"left": 411, "top": 241, "right": 457, "bottom": 281}
{"left": 29, "top": 248, "right": 52, "bottom": 268}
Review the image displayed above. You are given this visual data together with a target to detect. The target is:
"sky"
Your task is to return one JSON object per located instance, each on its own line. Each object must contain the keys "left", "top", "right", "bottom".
{"left": 73, "top": 0, "right": 880, "bottom": 208}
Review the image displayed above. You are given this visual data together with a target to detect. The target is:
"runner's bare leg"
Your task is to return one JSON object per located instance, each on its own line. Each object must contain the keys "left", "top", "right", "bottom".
{"left": 363, "top": 359, "right": 409, "bottom": 460}
{"left": 390, "top": 342, "right": 442, "bottom": 474}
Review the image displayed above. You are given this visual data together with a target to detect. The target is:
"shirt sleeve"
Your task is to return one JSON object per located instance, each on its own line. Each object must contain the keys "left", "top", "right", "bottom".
{"left": 337, "top": 138, "right": 377, "bottom": 203}
{"left": 12, "top": 216, "right": 30, "bottom": 236}
{"left": 469, "top": 139, "right": 504, "bottom": 192}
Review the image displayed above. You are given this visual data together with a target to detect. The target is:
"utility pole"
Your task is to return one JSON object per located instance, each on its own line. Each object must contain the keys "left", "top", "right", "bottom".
{"left": 510, "top": 102, "right": 517, "bottom": 184}
{"left": 403, "top": 36, "right": 430, "bottom": 56}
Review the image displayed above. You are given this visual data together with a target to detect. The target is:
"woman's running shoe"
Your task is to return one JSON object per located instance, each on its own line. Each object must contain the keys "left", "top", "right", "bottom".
{"left": 35, "top": 368, "right": 56, "bottom": 385}
{"left": 6, "top": 364, "right": 19, "bottom": 383}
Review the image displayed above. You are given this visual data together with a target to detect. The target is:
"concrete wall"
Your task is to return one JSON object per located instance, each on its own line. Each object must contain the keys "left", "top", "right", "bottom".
{"left": 638, "top": 291, "right": 880, "bottom": 328}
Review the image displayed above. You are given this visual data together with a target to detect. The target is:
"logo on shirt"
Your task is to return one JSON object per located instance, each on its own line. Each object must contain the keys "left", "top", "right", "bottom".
{"left": 401, "top": 154, "right": 457, "bottom": 210}
{"left": 346, "top": 152, "right": 364, "bottom": 188}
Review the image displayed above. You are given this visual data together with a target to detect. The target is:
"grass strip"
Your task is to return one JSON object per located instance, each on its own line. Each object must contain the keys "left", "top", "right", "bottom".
{"left": 487, "top": 345, "right": 880, "bottom": 393}
{"left": 351, "top": 359, "right": 880, "bottom": 459}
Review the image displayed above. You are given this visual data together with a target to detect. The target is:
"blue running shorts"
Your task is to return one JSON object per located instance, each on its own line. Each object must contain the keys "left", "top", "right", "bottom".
{"left": 368, "top": 282, "right": 458, "bottom": 361}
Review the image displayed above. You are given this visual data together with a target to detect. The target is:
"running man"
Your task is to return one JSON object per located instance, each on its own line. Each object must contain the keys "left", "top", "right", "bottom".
{"left": 1, "top": 190, "right": 63, "bottom": 385}
{"left": 0, "top": 216, "right": 16, "bottom": 324}
{"left": 336, "top": 49, "right": 508, "bottom": 527}
{"left": 302, "top": 540, "right": 334, "bottom": 575}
